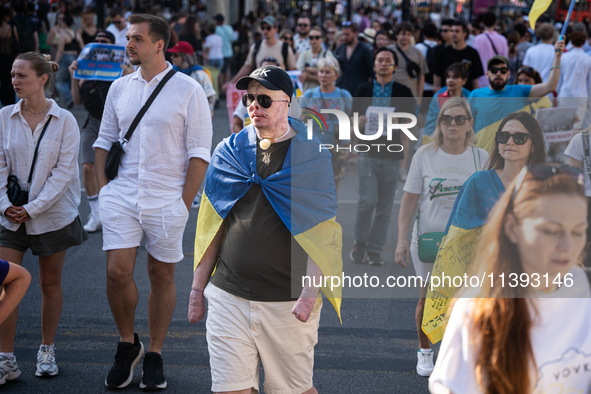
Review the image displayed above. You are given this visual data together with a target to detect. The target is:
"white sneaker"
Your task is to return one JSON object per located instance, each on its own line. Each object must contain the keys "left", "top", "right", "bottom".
{"left": 36, "top": 344, "right": 59, "bottom": 377}
{"left": 84, "top": 213, "right": 102, "bottom": 233}
{"left": 416, "top": 349, "right": 434, "bottom": 377}
{"left": 0, "top": 355, "right": 21, "bottom": 384}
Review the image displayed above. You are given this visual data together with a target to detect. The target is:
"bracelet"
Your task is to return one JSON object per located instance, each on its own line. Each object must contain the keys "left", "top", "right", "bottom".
{"left": 551, "top": 66, "right": 561, "bottom": 70}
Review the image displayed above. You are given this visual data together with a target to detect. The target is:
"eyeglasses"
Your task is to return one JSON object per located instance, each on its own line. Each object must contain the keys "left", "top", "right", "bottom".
{"left": 439, "top": 115, "right": 471, "bottom": 126}
{"left": 262, "top": 25, "right": 273, "bottom": 31}
{"left": 440, "top": 28, "right": 450, "bottom": 33}
{"left": 242, "top": 94, "right": 289, "bottom": 108}
{"left": 309, "top": 35, "right": 322, "bottom": 40}
{"left": 298, "top": 23, "right": 309, "bottom": 27}
{"left": 496, "top": 131, "right": 530, "bottom": 145}
{"left": 113, "top": 20, "right": 123, "bottom": 25}
{"left": 489, "top": 66, "right": 509, "bottom": 75}
{"left": 512, "top": 165, "right": 584, "bottom": 199}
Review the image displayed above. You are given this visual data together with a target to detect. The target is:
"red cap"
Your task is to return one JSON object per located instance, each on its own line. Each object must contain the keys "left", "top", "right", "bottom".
{"left": 167, "top": 41, "right": 194, "bottom": 55}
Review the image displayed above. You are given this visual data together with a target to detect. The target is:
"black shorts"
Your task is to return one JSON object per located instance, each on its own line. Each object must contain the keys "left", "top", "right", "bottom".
{"left": 0, "top": 216, "right": 88, "bottom": 257}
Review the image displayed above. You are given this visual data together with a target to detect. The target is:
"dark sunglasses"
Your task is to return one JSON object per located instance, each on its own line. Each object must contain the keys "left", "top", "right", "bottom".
{"left": 309, "top": 35, "right": 322, "bottom": 40}
{"left": 298, "top": 23, "right": 309, "bottom": 27}
{"left": 440, "top": 28, "right": 450, "bottom": 33}
{"left": 242, "top": 94, "right": 289, "bottom": 109}
{"left": 512, "top": 165, "right": 584, "bottom": 199}
{"left": 496, "top": 131, "right": 530, "bottom": 145}
{"left": 262, "top": 25, "right": 273, "bottom": 31}
{"left": 489, "top": 66, "right": 509, "bottom": 75}
{"left": 439, "top": 115, "right": 471, "bottom": 126}
{"left": 518, "top": 66, "right": 534, "bottom": 75}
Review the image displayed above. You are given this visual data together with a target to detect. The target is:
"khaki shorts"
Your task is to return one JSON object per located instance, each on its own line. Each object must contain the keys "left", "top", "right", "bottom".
{"left": 204, "top": 283, "right": 322, "bottom": 394}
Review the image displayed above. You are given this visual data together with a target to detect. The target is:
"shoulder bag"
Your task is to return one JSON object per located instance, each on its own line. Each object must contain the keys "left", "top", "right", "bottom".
{"left": 397, "top": 45, "right": 421, "bottom": 79}
{"left": 7, "top": 115, "right": 53, "bottom": 206}
{"left": 417, "top": 147, "right": 481, "bottom": 262}
{"left": 105, "top": 69, "right": 176, "bottom": 181}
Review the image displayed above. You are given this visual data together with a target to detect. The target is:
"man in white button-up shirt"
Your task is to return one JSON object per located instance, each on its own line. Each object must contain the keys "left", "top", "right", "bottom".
{"left": 105, "top": 8, "right": 131, "bottom": 47}
{"left": 93, "top": 14, "right": 212, "bottom": 391}
{"left": 557, "top": 31, "right": 591, "bottom": 130}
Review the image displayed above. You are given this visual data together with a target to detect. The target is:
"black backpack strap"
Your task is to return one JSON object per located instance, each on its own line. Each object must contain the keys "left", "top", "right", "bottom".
{"left": 122, "top": 69, "right": 177, "bottom": 143}
{"left": 282, "top": 42, "right": 289, "bottom": 69}
{"left": 27, "top": 115, "right": 53, "bottom": 185}
{"left": 252, "top": 40, "right": 262, "bottom": 68}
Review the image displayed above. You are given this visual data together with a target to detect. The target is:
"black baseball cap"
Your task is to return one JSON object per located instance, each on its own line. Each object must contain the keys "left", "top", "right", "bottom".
{"left": 96, "top": 30, "right": 115, "bottom": 44}
{"left": 236, "top": 66, "right": 293, "bottom": 100}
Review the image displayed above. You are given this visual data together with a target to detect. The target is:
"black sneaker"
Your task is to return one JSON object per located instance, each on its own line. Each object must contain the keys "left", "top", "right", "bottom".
{"left": 368, "top": 252, "right": 384, "bottom": 266}
{"left": 105, "top": 333, "right": 144, "bottom": 389}
{"left": 350, "top": 241, "right": 367, "bottom": 264}
{"left": 140, "top": 352, "right": 167, "bottom": 391}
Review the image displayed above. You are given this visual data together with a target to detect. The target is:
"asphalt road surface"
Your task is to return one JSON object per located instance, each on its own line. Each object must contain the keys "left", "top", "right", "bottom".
{"left": 4, "top": 100, "right": 435, "bottom": 393}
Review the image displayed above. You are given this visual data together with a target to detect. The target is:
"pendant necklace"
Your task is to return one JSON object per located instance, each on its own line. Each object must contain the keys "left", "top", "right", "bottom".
{"left": 259, "top": 126, "right": 291, "bottom": 165}
{"left": 24, "top": 101, "right": 50, "bottom": 117}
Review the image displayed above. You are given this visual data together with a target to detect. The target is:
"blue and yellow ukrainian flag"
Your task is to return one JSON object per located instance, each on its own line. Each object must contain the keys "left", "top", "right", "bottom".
{"left": 422, "top": 170, "right": 505, "bottom": 343}
{"left": 194, "top": 119, "right": 343, "bottom": 320}
{"left": 470, "top": 96, "right": 552, "bottom": 153}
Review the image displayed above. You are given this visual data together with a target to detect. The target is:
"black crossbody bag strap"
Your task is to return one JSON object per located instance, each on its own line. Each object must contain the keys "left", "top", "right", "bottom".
{"left": 484, "top": 33, "right": 498, "bottom": 55}
{"left": 396, "top": 44, "right": 413, "bottom": 64}
{"left": 121, "top": 69, "right": 177, "bottom": 144}
{"left": 27, "top": 115, "right": 53, "bottom": 185}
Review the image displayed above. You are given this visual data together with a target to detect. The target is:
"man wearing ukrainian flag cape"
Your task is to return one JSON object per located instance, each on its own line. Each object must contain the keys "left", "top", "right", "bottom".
{"left": 188, "top": 65, "right": 342, "bottom": 394}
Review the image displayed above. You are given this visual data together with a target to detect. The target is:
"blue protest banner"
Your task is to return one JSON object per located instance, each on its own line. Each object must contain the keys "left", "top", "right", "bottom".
{"left": 74, "top": 43, "right": 126, "bottom": 81}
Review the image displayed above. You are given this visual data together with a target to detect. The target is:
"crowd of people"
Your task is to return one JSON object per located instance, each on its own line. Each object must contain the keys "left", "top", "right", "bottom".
{"left": 0, "top": 1, "right": 589, "bottom": 393}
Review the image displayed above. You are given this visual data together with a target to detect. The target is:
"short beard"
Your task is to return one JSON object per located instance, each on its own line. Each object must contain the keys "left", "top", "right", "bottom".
{"left": 129, "top": 58, "right": 141, "bottom": 66}
{"left": 489, "top": 78, "right": 507, "bottom": 90}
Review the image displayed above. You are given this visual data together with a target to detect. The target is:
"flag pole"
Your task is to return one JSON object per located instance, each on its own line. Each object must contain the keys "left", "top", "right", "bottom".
{"left": 560, "top": 0, "right": 576, "bottom": 39}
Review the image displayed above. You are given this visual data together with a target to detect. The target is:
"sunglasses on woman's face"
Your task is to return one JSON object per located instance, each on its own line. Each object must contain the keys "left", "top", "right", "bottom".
{"left": 518, "top": 66, "right": 534, "bottom": 75}
{"left": 309, "top": 35, "right": 322, "bottom": 40}
{"left": 242, "top": 94, "right": 289, "bottom": 109}
{"left": 439, "top": 114, "right": 470, "bottom": 126}
{"left": 512, "top": 165, "right": 584, "bottom": 199}
{"left": 496, "top": 131, "right": 530, "bottom": 145}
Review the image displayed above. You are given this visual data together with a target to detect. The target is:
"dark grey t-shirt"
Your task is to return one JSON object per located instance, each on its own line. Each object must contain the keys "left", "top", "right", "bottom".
{"left": 211, "top": 138, "right": 308, "bottom": 301}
